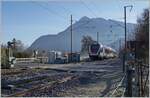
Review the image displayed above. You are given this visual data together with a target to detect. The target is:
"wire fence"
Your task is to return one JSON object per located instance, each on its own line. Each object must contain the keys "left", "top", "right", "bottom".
{"left": 125, "top": 59, "right": 149, "bottom": 97}
{"left": 110, "top": 59, "right": 149, "bottom": 97}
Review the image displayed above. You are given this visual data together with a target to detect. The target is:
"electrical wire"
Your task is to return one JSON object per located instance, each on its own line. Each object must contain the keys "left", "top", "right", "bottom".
{"left": 31, "top": 1, "right": 68, "bottom": 20}
{"left": 31, "top": 1, "right": 91, "bottom": 31}
{"left": 79, "top": 0, "right": 98, "bottom": 17}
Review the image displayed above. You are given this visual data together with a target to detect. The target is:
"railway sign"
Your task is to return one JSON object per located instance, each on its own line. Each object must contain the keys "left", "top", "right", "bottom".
{"left": 126, "top": 41, "right": 136, "bottom": 64}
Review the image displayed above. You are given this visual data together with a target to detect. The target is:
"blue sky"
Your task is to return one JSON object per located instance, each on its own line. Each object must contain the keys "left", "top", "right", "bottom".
{"left": 2, "top": 0, "right": 149, "bottom": 46}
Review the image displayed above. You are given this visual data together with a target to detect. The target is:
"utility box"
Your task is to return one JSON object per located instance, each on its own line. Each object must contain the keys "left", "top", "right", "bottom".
{"left": 68, "top": 53, "right": 80, "bottom": 63}
{"left": 48, "top": 51, "right": 57, "bottom": 64}
{"left": 48, "top": 51, "right": 63, "bottom": 64}
{"left": 38, "top": 57, "right": 48, "bottom": 64}
{"left": 9, "top": 57, "right": 16, "bottom": 68}
{"left": 54, "top": 57, "right": 67, "bottom": 64}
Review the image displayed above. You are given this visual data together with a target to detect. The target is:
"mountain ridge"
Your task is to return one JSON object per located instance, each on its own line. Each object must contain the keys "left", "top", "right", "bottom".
{"left": 29, "top": 16, "right": 136, "bottom": 52}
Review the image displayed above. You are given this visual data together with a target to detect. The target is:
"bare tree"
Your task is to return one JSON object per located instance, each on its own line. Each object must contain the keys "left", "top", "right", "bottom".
{"left": 135, "top": 8, "right": 149, "bottom": 63}
{"left": 81, "top": 35, "right": 95, "bottom": 53}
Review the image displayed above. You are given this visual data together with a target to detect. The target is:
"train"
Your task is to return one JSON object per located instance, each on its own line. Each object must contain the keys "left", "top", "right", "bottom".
{"left": 89, "top": 42, "right": 117, "bottom": 60}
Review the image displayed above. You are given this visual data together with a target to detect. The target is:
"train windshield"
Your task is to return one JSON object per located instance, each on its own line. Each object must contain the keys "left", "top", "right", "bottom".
{"left": 90, "top": 44, "right": 100, "bottom": 53}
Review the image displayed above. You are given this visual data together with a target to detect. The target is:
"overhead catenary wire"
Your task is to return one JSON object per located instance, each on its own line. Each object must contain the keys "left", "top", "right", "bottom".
{"left": 72, "top": 20, "right": 90, "bottom": 30}
{"left": 31, "top": 1, "right": 133, "bottom": 29}
{"left": 44, "top": 2, "right": 83, "bottom": 28}
{"left": 109, "top": 20, "right": 125, "bottom": 28}
{"left": 31, "top": 1, "right": 76, "bottom": 33}
{"left": 79, "top": 0, "right": 98, "bottom": 17}
{"left": 31, "top": 1, "right": 91, "bottom": 31}
{"left": 58, "top": 3, "right": 75, "bottom": 16}
{"left": 31, "top": 1, "right": 68, "bottom": 20}
{"left": 32, "top": 1, "right": 83, "bottom": 24}
{"left": 84, "top": 0, "right": 136, "bottom": 22}
{"left": 46, "top": 1, "right": 75, "bottom": 17}
{"left": 31, "top": 1, "right": 137, "bottom": 33}
{"left": 87, "top": 0, "right": 101, "bottom": 14}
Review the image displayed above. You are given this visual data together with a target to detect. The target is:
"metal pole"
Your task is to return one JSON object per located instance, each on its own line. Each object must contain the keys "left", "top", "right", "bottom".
{"left": 127, "top": 69, "right": 133, "bottom": 96}
{"left": 12, "top": 38, "right": 16, "bottom": 57}
{"left": 124, "top": 6, "right": 127, "bottom": 55}
{"left": 123, "top": 6, "right": 133, "bottom": 96}
{"left": 123, "top": 5, "right": 133, "bottom": 72}
{"left": 123, "top": 6, "right": 126, "bottom": 72}
{"left": 7, "top": 42, "right": 11, "bottom": 65}
{"left": 70, "top": 15, "right": 73, "bottom": 62}
{"left": 119, "top": 39, "right": 121, "bottom": 58}
{"left": 97, "top": 32, "right": 99, "bottom": 43}
{"left": 119, "top": 39, "right": 121, "bottom": 51}
{"left": 140, "top": 64, "right": 143, "bottom": 96}
{"left": 137, "top": 63, "right": 140, "bottom": 96}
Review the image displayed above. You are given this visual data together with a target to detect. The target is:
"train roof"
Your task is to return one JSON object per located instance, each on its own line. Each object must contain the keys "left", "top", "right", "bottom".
{"left": 91, "top": 43, "right": 116, "bottom": 52}
{"left": 102, "top": 45, "right": 117, "bottom": 52}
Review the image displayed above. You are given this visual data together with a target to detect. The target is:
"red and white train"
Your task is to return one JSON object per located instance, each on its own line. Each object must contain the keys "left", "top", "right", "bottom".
{"left": 89, "top": 42, "right": 117, "bottom": 60}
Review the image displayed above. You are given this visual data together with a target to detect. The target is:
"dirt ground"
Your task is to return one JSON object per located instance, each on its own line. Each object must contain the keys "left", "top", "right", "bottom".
{"left": 1, "top": 58, "right": 124, "bottom": 97}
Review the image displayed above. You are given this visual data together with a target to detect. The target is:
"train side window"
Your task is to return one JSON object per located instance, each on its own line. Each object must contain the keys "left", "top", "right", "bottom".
{"left": 100, "top": 48, "right": 103, "bottom": 52}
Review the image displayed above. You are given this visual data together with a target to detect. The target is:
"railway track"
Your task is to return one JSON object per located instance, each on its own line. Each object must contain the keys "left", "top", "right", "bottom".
{"left": 2, "top": 68, "right": 46, "bottom": 76}
{"left": 8, "top": 75, "right": 78, "bottom": 97}
{"left": 2, "top": 58, "right": 123, "bottom": 97}
{"left": 1, "top": 68, "right": 28, "bottom": 75}
{"left": 109, "top": 74, "right": 126, "bottom": 97}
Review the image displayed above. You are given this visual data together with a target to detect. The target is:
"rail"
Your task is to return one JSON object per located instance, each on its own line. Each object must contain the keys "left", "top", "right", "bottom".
{"left": 110, "top": 74, "right": 126, "bottom": 97}
{"left": 8, "top": 75, "right": 76, "bottom": 97}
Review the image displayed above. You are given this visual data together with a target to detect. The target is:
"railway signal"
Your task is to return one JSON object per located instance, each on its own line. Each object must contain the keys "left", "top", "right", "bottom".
{"left": 7, "top": 39, "right": 17, "bottom": 68}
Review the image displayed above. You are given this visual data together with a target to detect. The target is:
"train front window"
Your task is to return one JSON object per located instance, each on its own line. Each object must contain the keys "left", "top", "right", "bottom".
{"left": 91, "top": 44, "right": 100, "bottom": 53}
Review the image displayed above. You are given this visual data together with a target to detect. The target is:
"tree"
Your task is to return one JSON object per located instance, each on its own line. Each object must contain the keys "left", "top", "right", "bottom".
{"left": 1, "top": 39, "right": 31, "bottom": 68}
{"left": 14, "top": 39, "right": 25, "bottom": 52}
{"left": 7, "top": 38, "right": 31, "bottom": 58}
{"left": 135, "top": 8, "right": 149, "bottom": 63}
{"left": 81, "top": 35, "right": 95, "bottom": 53}
{"left": 1, "top": 45, "right": 9, "bottom": 68}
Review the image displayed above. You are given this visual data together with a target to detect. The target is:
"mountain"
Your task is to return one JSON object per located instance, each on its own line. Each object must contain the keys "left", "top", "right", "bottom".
{"left": 29, "top": 16, "right": 136, "bottom": 52}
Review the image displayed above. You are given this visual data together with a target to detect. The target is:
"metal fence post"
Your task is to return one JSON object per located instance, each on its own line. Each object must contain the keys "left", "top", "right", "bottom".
{"left": 126, "top": 67, "right": 133, "bottom": 97}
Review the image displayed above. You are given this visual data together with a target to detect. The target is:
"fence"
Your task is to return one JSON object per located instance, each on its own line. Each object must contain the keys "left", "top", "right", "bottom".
{"left": 110, "top": 59, "right": 149, "bottom": 97}
{"left": 16, "top": 58, "right": 39, "bottom": 63}
{"left": 135, "top": 60, "right": 149, "bottom": 97}
{"left": 125, "top": 59, "right": 149, "bottom": 97}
